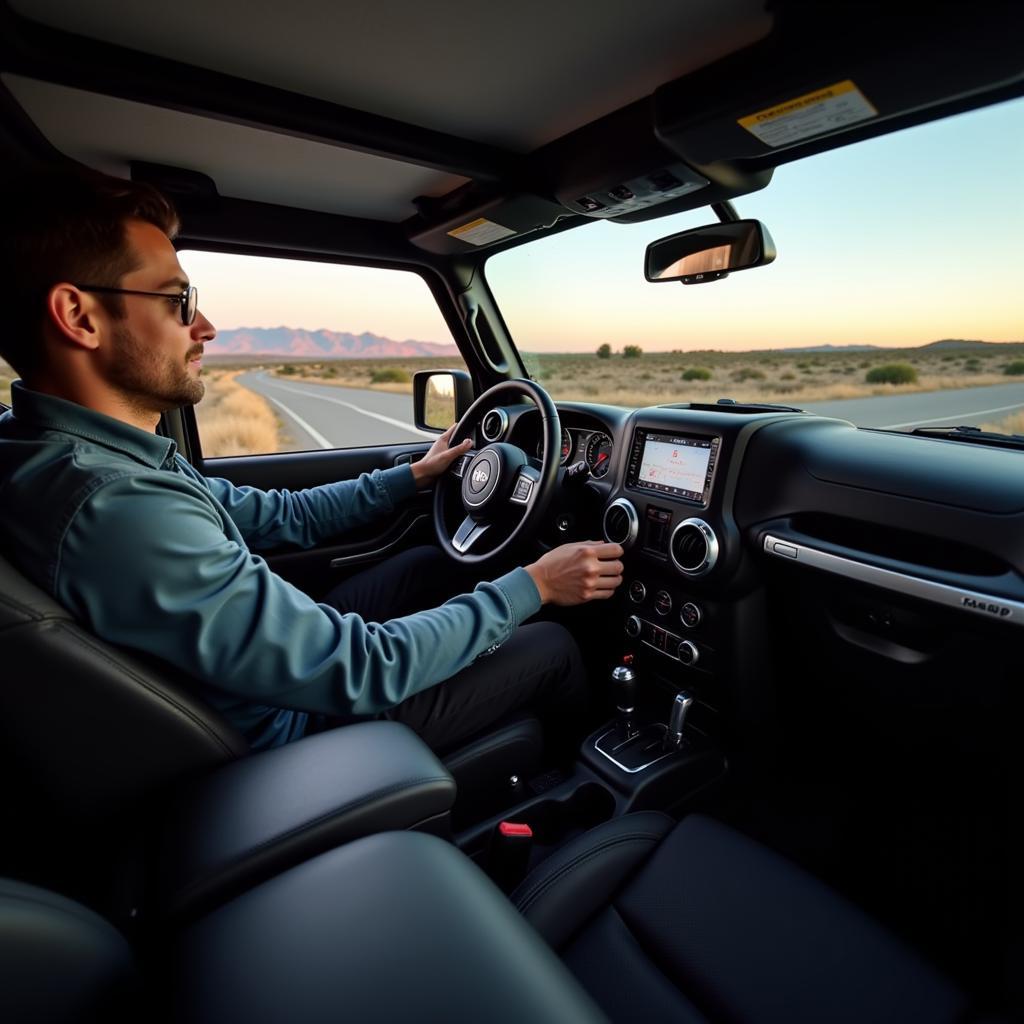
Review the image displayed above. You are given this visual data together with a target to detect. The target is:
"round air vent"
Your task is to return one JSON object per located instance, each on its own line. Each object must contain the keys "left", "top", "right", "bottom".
{"left": 603, "top": 498, "right": 638, "bottom": 549}
{"left": 480, "top": 408, "right": 509, "bottom": 442}
{"left": 669, "top": 518, "right": 719, "bottom": 576}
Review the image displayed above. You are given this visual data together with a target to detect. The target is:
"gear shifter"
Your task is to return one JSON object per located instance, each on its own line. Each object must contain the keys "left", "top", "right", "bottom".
{"left": 664, "top": 690, "right": 694, "bottom": 750}
{"left": 611, "top": 658, "right": 639, "bottom": 740}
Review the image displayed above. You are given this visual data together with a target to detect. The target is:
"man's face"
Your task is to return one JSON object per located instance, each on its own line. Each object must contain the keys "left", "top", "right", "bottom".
{"left": 100, "top": 219, "right": 215, "bottom": 414}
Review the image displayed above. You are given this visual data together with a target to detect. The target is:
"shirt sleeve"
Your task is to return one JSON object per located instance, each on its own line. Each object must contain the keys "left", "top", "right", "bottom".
{"left": 196, "top": 461, "right": 417, "bottom": 549}
{"left": 56, "top": 471, "right": 541, "bottom": 718}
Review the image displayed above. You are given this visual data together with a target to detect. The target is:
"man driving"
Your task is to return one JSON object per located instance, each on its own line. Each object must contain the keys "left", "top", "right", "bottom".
{"left": 0, "top": 169, "right": 624, "bottom": 754}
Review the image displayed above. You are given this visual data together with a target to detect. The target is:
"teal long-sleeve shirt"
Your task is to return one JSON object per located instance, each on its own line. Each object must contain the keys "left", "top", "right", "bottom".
{"left": 0, "top": 382, "right": 542, "bottom": 750}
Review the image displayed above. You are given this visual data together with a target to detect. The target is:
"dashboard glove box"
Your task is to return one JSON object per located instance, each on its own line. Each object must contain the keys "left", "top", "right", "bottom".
{"left": 152, "top": 721, "right": 455, "bottom": 922}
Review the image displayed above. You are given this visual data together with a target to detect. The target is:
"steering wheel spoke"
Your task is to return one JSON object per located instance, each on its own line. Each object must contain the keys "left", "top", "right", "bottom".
{"left": 450, "top": 450, "right": 476, "bottom": 479}
{"left": 452, "top": 515, "right": 492, "bottom": 554}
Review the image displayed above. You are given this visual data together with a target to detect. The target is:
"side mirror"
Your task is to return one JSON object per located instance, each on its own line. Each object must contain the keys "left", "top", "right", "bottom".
{"left": 645, "top": 219, "right": 776, "bottom": 285}
{"left": 413, "top": 369, "right": 475, "bottom": 432}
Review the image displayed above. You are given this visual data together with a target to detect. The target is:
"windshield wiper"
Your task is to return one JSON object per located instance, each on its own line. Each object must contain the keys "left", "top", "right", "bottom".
{"left": 909, "top": 425, "right": 1024, "bottom": 450}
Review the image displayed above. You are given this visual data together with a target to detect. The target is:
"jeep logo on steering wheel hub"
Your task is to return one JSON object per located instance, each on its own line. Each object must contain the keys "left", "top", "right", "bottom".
{"left": 471, "top": 464, "right": 490, "bottom": 488}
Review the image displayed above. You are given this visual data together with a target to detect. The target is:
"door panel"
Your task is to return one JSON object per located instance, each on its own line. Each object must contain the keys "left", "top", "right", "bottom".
{"left": 199, "top": 440, "right": 436, "bottom": 598}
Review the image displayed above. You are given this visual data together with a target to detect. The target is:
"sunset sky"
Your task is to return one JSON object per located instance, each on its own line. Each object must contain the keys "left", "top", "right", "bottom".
{"left": 181, "top": 96, "right": 1023, "bottom": 354}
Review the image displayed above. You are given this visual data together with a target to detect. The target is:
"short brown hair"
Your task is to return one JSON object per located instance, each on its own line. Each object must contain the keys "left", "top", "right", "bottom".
{"left": 0, "top": 166, "right": 180, "bottom": 377}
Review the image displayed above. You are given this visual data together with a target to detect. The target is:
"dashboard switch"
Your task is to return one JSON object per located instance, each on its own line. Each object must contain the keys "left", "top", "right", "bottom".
{"left": 654, "top": 590, "right": 673, "bottom": 616}
{"left": 677, "top": 640, "right": 699, "bottom": 666}
{"left": 628, "top": 580, "right": 646, "bottom": 603}
{"left": 680, "top": 601, "right": 702, "bottom": 628}
{"left": 625, "top": 615, "right": 642, "bottom": 638}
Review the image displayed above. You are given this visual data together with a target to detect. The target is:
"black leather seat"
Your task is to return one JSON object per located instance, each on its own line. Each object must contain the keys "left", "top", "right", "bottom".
{"left": 511, "top": 812, "right": 968, "bottom": 1024}
{"left": 0, "top": 813, "right": 969, "bottom": 1023}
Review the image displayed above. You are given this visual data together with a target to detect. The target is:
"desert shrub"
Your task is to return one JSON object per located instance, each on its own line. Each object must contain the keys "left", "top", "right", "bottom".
{"left": 859, "top": 361, "right": 871, "bottom": 368}
{"left": 1003, "top": 360, "right": 1024, "bottom": 376}
{"left": 681, "top": 367, "right": 712, "bottom": 381}
{"left": 865, "top": 363, "right": 918, "bottom": 385}
{"left": 370, "top": 367, "right": 411, "bottom": 384}
{"left": 279, "top": 364, "right": 297, "bottom": 375}
{"left": 622, "top": 345, "right": 643, "bottom": 359}
{"left": 964, "top": 359, "right": 982, "bottom": 372}
{"left": 596, "top": 343, "right": 612, "bottom": 359}
{"left": 730, "top": 367, "right": 766, "bottom": 382}
{"left": 796, "top": 361, "right": 809, "bottom": 369}
{"left": 941, "top": 354, "right": 956, "bottom": 362}
{"left": 780, "top": 372, "right": 795, "bottom": 380}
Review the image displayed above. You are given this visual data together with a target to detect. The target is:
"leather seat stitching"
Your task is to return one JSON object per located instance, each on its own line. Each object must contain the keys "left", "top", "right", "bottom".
{"left": 514, "top": 831, "right": 665, "bottom": 915}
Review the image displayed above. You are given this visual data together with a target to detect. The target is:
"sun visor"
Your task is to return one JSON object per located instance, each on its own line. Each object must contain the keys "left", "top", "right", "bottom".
{"left": 654, "top": 7, "right": 1024, "bottom": 169}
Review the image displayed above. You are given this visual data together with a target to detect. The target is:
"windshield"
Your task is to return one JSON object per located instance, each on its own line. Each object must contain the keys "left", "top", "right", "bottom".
{"left": 486, "top": 97, "right": 1024, "bottom": 436}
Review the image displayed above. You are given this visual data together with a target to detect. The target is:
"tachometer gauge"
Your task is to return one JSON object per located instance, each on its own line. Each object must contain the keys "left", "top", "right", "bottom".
{"left": 537, "top": 428, "right": 574, "bottom": 464}
{"left": 585, "top": 432, "right": 613, "bottom": 478}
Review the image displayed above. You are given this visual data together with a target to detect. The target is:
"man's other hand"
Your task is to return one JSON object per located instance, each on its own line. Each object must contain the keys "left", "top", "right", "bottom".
{"left": 411, "top": 424, "right": 473, "bottom": 488}
{"left": 525, "top": 541, "right": 624, "bottom": 606}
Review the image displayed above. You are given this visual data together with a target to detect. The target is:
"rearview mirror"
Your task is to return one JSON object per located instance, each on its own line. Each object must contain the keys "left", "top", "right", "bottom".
{"left": 645, "top": 219, "right": 776, "bottom": 285}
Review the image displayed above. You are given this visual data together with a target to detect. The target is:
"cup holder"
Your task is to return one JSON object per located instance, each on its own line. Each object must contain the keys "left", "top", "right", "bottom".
{"left": 516, "top": 782, "right": 615, "bottom": 847}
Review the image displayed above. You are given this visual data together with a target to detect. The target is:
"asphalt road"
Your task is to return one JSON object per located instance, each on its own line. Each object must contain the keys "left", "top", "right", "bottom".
{"left": 237, "top": 371, "right": 435, "bottom": 449}
{"left": 236, "top": 371, "right": 1024, "bottom": 451}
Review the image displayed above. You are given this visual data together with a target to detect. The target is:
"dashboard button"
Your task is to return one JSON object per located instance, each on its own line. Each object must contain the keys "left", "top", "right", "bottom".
{"left": 677, "top": 640, "right": 699, "bottom": 666}
{"left": 628, "top": 580, "right": 646, "bottom": 604}
{"left": 654, "top": 590, "right": 672, "bottom": 616}
{"left": 680, "top": 601, "right": 702, "bottom": 628}
{"left": 625, "top": 615, "right": 642, "bottom": 638}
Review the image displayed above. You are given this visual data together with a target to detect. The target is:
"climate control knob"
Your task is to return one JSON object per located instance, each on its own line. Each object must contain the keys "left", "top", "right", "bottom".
{"left": 628, "top": 580, "right": 646, "bottom": 604}
{"left": 654, "top": 590, "right": 673, "bottom": 616}
{"left": 677, "top": 640, "right": 699, "bottom": 666}
{"left": 680, "top": 601, "right": 702, "bottom": 629}
{"left": 625, "top": 615, "right": 642, "bottom": 638}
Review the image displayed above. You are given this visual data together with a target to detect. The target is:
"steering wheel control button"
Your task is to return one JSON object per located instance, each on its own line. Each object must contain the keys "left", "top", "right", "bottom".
{"left": 680, "top": 601, "right": 702, "bottom": 628}
{"left": 556, "top": 514, "right": 571, "bottom": 532}
{"left": 603, "top": 498, "right": 639, "bottom": 549}
{"left": 628, "top": 580, "right": 646, "bottom": 604}
{"left": 625, "top": 615, "right": 642, "bottom": 638}
{"left": 511, "top": 475, "right": 535, "bottom": 505}
{"left": 452, "top": 454, "right": 471, "bottom": 478}
{"left": 677, "top": 640, "right": 699, "bottom": 666}
{"left": 654, "top": 590, "right": 673, "bottom": 616}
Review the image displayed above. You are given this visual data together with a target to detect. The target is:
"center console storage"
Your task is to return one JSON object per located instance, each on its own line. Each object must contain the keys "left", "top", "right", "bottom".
{"left": 152, "top": 721, "right": 455, "bottom": 922}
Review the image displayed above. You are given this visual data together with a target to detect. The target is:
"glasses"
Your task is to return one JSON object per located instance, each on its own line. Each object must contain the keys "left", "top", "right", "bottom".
{"left": 75, "top": 284, "right": 198, "bottom": 326}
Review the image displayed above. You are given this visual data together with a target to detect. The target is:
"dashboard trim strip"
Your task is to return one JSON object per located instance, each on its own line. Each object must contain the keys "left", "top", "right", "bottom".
{"left": 762, "top": 533, "right": 1024, "bottom": 627}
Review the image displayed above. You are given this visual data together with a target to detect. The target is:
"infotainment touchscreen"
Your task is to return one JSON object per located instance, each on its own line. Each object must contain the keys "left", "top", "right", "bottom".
{"left": 626, "top": 430, "right": 720, "bottom": 504}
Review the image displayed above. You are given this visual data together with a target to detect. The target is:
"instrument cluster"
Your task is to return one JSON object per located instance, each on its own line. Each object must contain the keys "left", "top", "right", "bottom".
{"left": 536, "top": 427, "right": 615, "bottom": 478}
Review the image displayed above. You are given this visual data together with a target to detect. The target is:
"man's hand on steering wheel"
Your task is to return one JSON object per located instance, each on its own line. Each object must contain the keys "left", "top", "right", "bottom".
{"left": 411, "top": 424, "right": 472, "bottom": 488}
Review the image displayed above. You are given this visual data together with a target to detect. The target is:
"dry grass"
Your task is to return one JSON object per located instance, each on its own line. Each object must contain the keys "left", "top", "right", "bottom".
{"left": 980, "top": 411, "right": 1024, "bottom": 436}
{"left": 194, "top": 370, "right": 282, "bottom": 456}
{"left": 207, "top": 345, "right": 1024, "bottom": 410}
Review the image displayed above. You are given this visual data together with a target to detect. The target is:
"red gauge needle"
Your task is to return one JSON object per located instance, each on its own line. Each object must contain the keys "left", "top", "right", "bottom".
{"left": 595, "top": 453, "right": 608, "bottom": 466}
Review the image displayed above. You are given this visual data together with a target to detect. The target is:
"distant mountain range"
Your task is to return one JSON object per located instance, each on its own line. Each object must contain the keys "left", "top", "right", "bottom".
{"left": 207, "top": 327, "right": 460, "bottom": 359}
{"left": 778, "top": 339, "right": 1014, "bottom": 353}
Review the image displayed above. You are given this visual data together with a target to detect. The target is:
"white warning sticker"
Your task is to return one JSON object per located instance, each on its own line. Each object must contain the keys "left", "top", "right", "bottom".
{"left": 738, "top": 80, "right": 877, "bottom": 148}
{"left": 447, "top": 218, "right": 517, "bottom": 246}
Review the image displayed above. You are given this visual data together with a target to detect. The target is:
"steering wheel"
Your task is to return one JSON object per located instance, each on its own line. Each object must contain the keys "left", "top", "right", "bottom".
{"left": 433, "top": 378, "right": 561, "bottom": 565}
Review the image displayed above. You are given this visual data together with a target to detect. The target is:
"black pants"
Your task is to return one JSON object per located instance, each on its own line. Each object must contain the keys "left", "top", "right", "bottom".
{"left": 321, "top": 546, "right": 589, "bottom": 755}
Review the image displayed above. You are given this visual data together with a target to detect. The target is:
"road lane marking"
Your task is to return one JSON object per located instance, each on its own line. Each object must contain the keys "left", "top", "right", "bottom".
{"left": 261, "top": 378, "right": 435, "bottom": 439}
{"left": 261, "top": 393, "right": 333, "bottom": 449}
{"left": 879, "top": 400, "right": 1024, "bottom": 429}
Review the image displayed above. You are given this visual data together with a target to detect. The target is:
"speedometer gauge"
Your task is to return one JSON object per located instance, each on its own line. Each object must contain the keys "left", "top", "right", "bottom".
{"left": 536, "top": 428, "right": 574, "bottom": 465}
{"left": 585, "top": 432, "right": 613, "bottom": 478}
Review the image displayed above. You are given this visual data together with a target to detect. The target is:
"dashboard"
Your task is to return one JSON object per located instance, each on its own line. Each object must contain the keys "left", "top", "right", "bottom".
{"left": 481, "top": 397, "right": 1024, "bottom": 710}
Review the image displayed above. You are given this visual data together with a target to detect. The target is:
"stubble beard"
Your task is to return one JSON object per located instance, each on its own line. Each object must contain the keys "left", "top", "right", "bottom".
{"left": 110, "top": 321, "right": 205, "bottom": 416}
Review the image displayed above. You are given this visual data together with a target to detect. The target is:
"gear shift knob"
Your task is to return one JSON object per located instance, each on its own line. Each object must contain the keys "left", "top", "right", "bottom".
{"left": 664, "top": 690, "right": 694, "bottom": 750}
{"left": 611, "top": 662, "right": 639, "bottom": 740}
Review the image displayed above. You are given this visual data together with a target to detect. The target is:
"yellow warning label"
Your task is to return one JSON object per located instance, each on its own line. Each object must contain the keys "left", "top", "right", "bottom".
{"left": 738, "top": 80, "right": 877, "bottom": 148}
{"left": 447, "top": 218, "right": 516, "bottom": 246}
